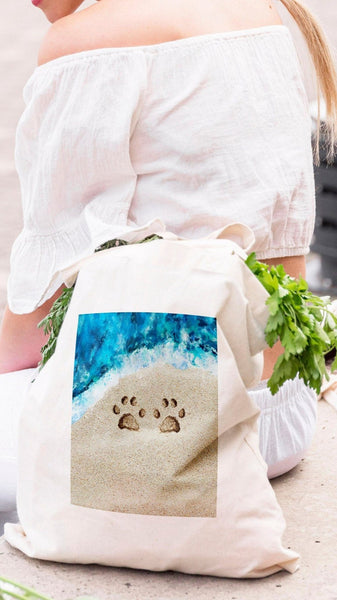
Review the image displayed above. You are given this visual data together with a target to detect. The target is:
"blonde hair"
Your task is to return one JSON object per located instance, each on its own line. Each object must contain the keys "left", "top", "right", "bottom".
{"left": 280, "top": 0, "right": 337, "bottom": 164}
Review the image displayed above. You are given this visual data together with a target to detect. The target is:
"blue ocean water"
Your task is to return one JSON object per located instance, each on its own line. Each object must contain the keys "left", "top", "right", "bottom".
{"left": 72, "top": 312, "right": 217, "bottom": 423}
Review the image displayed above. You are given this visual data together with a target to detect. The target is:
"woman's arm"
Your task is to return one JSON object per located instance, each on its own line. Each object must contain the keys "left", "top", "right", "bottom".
{"left": 0, "top": 286, "right": 64, "bottom": 374}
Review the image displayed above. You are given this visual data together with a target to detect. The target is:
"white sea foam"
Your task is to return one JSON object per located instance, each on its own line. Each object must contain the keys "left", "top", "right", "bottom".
{"left": 72, "top": 341, "right": 217, "bottom": 424}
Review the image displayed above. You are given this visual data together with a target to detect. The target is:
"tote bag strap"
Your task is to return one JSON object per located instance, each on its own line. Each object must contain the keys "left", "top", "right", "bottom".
{"left": 206, "top": 223, "right": 255, "bottom": 253}
{"left": 38, "top": 221, "right": 255, "bottom": 304}
{"left": 59, "top": 223, "right": 255, "bottom": 287}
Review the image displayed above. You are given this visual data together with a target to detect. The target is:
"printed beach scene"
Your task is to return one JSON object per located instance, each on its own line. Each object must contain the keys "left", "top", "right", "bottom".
{"left": 71, "top": 312, "right": 219, "bottom": 518}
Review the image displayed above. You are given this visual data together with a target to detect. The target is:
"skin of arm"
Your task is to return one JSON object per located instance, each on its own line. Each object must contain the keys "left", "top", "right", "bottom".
{"left": 0, "top": 287, "right": 64, "bottom": 374}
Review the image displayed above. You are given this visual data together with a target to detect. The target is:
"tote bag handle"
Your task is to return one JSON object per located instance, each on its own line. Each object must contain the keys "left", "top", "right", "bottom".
{"left": 38, "top": 221, "right": 255, "bottom": 304}
{"left": 206, "top": 223, "right": 255, "bottom": 253}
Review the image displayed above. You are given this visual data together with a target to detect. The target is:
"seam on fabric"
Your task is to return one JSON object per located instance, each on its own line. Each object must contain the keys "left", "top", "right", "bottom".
{"left": 255, "top": 389, "right": 317, "bottom": 413}
{"left": 31, "top": 26, "right": 290, "bottom": 76}
{"left": 255, "top": 246, "right": 310, "bottom": 259}
{"left": 244, "top": 435, "right": 267, "bottom": 471}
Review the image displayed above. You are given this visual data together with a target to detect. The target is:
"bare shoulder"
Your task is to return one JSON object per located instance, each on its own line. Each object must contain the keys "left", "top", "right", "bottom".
{"left": 37, "top": 0, "right": 177, "bottom": 66}
{"left": 38, "top": 0, "right": 283, "bottom": 67}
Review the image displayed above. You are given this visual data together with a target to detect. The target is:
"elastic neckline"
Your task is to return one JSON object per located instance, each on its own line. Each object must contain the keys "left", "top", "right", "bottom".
{"left": 34, "top": 24, "right": 289, "bottom": 73}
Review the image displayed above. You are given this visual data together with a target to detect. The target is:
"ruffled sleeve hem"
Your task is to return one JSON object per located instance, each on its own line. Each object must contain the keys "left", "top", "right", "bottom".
{"left": 7, "top": 219, "right": 166, "bottom": 314}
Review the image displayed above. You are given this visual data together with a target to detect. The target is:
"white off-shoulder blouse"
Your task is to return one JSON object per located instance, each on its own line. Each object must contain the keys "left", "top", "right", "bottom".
{"left": 8, "top": 24, "right": 315, "bottom": 313}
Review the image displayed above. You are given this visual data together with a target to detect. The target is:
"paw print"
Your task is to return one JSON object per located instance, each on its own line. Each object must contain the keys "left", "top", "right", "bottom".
{"left": 154, "top": 398, "right": 186, "bottom": 433}
{"left": 113, "top": 396, "right": 145, "bottom": 431}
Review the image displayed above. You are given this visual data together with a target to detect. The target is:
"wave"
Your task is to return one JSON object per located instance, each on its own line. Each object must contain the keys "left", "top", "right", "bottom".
{"left": 73, "top": 312, "right": 218, "bottom": 398}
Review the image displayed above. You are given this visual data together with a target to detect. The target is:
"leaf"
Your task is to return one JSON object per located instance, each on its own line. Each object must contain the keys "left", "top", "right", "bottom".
{"left": 291, "top": 328, "right": 308, "bottom": 354}
{"left": 38, "top": 285, "right": 74, "bottom": 370}
{"left": 313, "top": 323, "right": 331, "bottom": 346}
{"left": 265, "top": 329, "right": 279, "bottom": 348}
{"left": 245, "top": 252, "right": 258, "bottom": 271}
{"left": 266, "top": 293, "right": 280, "bottom": 316}
{"left": 267, "top": 353, "right": 296, "bottom": 394}
{"left": 327, "top": 312, "right": 337, "bottom": 330}
{"left": 278, "top": 285, "right": 289, "bottom": 298}
{"left": 265, "top": 311, "right": 284, "bottom": 331}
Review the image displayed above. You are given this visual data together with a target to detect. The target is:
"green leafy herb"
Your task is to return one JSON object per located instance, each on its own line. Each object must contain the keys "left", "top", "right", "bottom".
{"left": 38, "top": 234, "right": 163, "bottom": 369}
{"left": 94, "top": 233, "right": 162, "bottom": 253}
{"left": 38, "top": 285, "right": 75, "bottom": 369}
{"left": 246, "top": 252, "right": 337, "bottom": 395}
{"left": 0, "top": 576, "right": 53, "bottom": 600}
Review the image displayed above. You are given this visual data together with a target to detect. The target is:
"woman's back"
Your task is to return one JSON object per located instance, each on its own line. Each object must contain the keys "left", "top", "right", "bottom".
{"left": 128, "top": 27, "right": 313, "bottom": 254}
{"left": 9, "top": 24, "right": 314, "bottom": 313}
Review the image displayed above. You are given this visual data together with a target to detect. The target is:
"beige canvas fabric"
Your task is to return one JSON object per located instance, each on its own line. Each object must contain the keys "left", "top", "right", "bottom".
{"left": 5, "top": 224, "right": 300, "bottom": 577}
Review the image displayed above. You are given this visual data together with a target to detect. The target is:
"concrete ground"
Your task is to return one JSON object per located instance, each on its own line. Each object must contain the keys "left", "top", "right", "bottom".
{"left": 1, "top": 1, "right": 337, "bottom": 598}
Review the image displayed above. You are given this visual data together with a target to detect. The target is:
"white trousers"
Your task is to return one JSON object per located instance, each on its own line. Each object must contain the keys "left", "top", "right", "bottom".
{"left": 0, "top": 369, "right": 317, "bottom": 532}
{"left": 249, "top": 377, "right": 317, "bottom": 479}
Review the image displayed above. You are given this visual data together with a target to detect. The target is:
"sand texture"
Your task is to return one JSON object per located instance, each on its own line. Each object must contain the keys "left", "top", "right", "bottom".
{"left": 71, "top": 363, "right": 218, "bottom": 518}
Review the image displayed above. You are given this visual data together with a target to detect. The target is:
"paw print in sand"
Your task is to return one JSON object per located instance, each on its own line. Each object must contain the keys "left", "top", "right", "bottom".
{"left": 154, "top": 398, "right": 186, "bottom": 433}
{"left": 113, "top": 395, "right": 185, "bottom": 433}
{"left": 113, "top": 396, "right": 145, "bottom": 431}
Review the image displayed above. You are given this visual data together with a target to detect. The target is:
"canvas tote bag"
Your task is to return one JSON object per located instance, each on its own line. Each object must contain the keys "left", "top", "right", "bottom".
{"left": 5, "top": 223, "right": 300, "bottom": 577}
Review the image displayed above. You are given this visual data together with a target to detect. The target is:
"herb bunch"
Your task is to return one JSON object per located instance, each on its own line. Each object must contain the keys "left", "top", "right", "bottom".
{"left": 38, "top": 285, "right": 74, "bottom": 369}
{"left": 246, "top": 253, "right": 337, "bottom": 395}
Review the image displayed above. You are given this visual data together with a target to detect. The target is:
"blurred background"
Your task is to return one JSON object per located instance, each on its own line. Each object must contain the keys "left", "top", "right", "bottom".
{"left": 0, "top": 0, "right": 336, "bottom": 321}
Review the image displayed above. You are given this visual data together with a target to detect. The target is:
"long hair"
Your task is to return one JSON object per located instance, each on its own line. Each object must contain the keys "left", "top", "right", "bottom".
{"left": 280, "top": 0, "right": 337, "bottom": 164}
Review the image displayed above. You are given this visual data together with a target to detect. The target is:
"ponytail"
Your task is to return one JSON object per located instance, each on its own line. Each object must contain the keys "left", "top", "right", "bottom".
{"left": 280, "top": 0, "right": 337, "bottom": 164}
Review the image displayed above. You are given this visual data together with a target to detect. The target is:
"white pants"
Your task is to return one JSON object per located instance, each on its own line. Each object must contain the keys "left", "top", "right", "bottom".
{"left": 250, "top": 377, "right": 317, "bottom": 479}
{"left": 0, "top": 369, "right": 317, "bottom": 532}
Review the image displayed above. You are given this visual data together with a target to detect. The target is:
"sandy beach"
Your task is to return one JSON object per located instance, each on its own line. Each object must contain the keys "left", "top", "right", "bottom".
{"left": 72, "top": 362, "right": 218, "bottom": 517}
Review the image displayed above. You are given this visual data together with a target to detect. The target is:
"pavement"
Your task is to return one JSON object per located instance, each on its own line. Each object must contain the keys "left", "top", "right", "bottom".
{"left": 0, "top": 1, "right": 337, "bottom": 598}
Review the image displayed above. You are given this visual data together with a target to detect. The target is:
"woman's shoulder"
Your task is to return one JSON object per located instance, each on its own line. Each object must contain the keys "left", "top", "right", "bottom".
{"left": 37, "top": 0, "right": 179, "bottom": 66}
{"left": 38, "top": 0, "right": 283, "bottom": 66}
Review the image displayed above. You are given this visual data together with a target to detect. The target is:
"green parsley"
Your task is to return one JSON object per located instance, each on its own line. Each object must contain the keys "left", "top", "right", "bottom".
{"left": 246, "top": 252, "right": 337, "bottom": 395}
{"left": 38, "top": 285, "right": 75, "bottom": 369}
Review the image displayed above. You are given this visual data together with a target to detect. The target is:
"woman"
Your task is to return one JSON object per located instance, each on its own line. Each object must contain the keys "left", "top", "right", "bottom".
{"left": 0, "top": 0, "right": 336, "bottom": 528}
